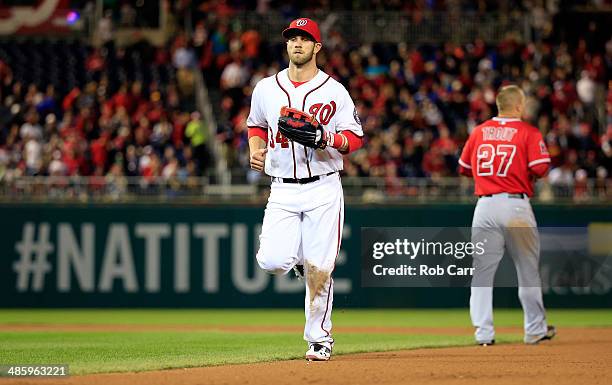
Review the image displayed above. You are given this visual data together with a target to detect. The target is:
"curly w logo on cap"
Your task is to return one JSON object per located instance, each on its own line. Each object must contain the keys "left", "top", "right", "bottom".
{"left": 282, "top": 18, "right": 322, "bottom": 43}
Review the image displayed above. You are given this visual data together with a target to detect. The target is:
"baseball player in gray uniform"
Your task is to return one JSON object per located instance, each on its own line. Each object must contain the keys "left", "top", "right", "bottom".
{"left": 459, "top": 85, "right": 557, "bottom": 345}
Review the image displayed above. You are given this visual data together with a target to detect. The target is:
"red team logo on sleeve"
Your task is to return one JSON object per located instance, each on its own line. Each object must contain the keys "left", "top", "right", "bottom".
{"left": 460, "top": 119, "right": 551, "bottom": 197}
{"left": 539, "top": 140, "right": 549, "bottom": 156}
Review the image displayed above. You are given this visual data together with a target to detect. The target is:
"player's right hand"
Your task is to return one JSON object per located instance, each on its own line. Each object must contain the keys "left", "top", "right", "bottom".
{"left": 250, "top": 148, "right": 267, "bottom": 172}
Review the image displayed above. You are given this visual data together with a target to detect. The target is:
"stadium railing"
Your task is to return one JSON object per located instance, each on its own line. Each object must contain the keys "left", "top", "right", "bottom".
{"left": 0, "top": 176, "right": 608, "bottom": 204}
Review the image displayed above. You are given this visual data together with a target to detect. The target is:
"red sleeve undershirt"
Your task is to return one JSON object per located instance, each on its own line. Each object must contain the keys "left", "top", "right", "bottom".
{"left": 334, "top": 130, "right": 363, "bottom": 154}
{"left": 248, "top": 126, "right": 268, "bottom": 141}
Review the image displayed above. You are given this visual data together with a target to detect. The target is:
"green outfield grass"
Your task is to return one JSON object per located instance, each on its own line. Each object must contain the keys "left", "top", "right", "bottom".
{"left": 2, "top": 308, "right": 612, "bottom": 327}
{"left": 1, "top": 309, "right": 611, "bottom": 375}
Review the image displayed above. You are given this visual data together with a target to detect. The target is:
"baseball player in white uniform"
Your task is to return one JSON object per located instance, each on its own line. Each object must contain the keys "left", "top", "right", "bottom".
{"left": 247, "top": 18, "right": 363, "bottom": 361}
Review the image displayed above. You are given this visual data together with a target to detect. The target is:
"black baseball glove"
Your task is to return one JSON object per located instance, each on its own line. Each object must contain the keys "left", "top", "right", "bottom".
{"left": 277, "top": 106, "right": 326, "bottom": 149}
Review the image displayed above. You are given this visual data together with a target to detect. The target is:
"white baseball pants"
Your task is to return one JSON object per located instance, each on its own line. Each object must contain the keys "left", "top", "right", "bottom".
{"left": 256, "top": 173, "right": 343, "bottom": 347}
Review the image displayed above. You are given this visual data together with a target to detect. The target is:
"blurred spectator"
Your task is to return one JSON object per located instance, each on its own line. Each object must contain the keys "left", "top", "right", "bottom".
{"left": 119, "top": 3, "right": 137, "bottom": 28}
{"left": 48, "top": 150, "right": 67, "bottom": 176}
{"left": 577, "top": 71, "right": 596, "bottom": 105}
{"left": 185, "top": 112, "right": 211, "bottom": 174}
{"left": 549, "top": 153, "right": 577, "bottom": 197}
{"left": 96, "top": 10, "right": 114, "bottom": 45}
{"left": 220, "top": 56, "right": 248, "bottom": 90}
{"left": 24, "top": 135, "right": 42, "bottom": 176}
{"left": 173, "top": 35, "right": 197, "bottom": 69}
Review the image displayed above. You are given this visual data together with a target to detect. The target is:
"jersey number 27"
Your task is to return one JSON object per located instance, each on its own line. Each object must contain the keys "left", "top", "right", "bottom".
{"left": 476, "top": 144, "right": 517, "bottom": 177}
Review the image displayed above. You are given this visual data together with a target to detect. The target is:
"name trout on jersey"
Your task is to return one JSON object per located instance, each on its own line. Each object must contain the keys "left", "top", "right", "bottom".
{"left": 481, "top": 126, "right": 517, "bottom": 142}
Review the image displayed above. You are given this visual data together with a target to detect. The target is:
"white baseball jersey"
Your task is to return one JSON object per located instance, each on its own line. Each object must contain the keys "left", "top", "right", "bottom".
{"left": 247, "top": 68, "right": 363, "bottom": 178}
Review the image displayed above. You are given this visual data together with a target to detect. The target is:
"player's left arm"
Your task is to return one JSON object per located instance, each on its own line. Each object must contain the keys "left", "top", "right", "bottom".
{"left": 331, "top": 89, "right": 364, "bottom": 154}
{"left": 526, "top": 128, "right": 551, "bottom": 178}
{"left": 458, "top": 132, "right": 474, "bottom": 177}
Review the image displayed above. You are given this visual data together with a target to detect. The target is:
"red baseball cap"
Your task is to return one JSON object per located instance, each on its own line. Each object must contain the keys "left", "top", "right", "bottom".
{"left": 282, "top": 18, "right": 321, "bottom": 43}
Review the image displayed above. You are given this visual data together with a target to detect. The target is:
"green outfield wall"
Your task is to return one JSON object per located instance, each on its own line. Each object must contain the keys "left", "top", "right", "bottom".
{"left": 1, "top": 203, "right": 610, "bottom": 308}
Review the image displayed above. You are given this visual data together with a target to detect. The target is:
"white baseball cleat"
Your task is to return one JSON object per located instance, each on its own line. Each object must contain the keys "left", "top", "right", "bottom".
{"left": 305, "top": 343, "right": 332, "bottom": 361}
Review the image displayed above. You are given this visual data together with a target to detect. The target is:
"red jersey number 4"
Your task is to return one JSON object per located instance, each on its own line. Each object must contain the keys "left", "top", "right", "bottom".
{"left": 270, "top": 131, "right": 289, "bottom": 148}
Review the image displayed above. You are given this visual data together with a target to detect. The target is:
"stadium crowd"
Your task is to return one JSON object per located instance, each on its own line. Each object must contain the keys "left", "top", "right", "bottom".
{"left": 0, "top": 39, "right": 212, "bottom": 188}
{"left": 205, "top": 23, "right": 611, "bottom": 193}
{"left": 0, "top": 0, "right": 610, "bottom": 200}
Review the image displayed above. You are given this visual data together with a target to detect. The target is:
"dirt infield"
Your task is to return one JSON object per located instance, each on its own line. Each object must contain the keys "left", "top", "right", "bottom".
{"left": 3, "top": 327, "right": 611, "bottom": 385}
